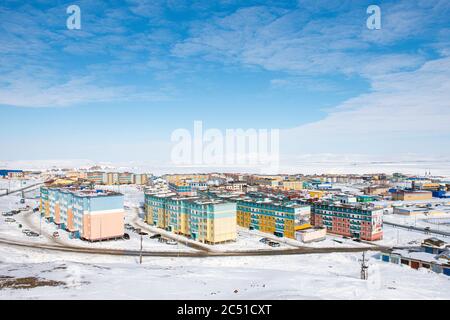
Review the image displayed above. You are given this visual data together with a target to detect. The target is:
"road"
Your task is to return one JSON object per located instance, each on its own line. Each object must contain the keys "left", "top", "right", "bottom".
{"left": 384, "top": 221, "right": 450, "bottom": 237}
{"left": 0, "top": 235, "right": 383, "bottom": 258}
{"left": 0, "top": 181, "right": 45, "bottom": 197}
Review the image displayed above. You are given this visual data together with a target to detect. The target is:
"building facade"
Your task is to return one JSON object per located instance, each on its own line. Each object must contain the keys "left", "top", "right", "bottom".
{"left": 236, "top": 199, "right": 311, "bottom": 239}
{"left": 40, "top": 187, "right": 125, "bottom": 241}
{"left": 311, "top": 202, "right": 383, "bottom": 241}
{"left": 391, "top": 190, "right": 433, "bottom": 201}
{"left": 144, "top": 193, "right": 237, "bottom": 244}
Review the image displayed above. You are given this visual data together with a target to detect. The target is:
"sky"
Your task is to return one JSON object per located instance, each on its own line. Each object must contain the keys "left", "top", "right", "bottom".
{"left": 0, "top": 0, "right": 449, "bottom": 171}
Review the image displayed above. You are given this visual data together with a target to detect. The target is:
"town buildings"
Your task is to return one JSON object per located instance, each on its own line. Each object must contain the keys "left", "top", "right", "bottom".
{"left": 381, "top": 238, "right": 450, "bottom": 276}
{"left": 311, "top": 201, "right": 383, "bottom": 240}
{"left": 0, "top": 169, "right": 24, "bottom": 178}
{"left": 40, "top": 186, "right": 125, "bottom": 241}
{"left": 84, "top": 171, "right": 150, "bottom": 185}
{"left": 144, "top": 192, "right": 237, "bottom": 244}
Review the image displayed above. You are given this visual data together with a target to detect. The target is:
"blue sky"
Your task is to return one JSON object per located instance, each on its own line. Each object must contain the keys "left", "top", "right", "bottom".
{"left": 0, "top": 0, "right": 449, "bottom": 166}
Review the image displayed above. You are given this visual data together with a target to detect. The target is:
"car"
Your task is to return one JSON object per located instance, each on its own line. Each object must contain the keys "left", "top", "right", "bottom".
{"left": 352, "top": 238, "right": 361, "bottom": 242}
{"left": 28, "top": 232, "right": 39, "bottom": 237}
{"left": 22, "top": 229, "right": 32, "bottom": 234}
{"left": 53, "top": 232, "right": 59, "bottom": 238}
{"left": 123, "top": 233, "right": 130, "bottom": 240}
{"left": 4, "top": 218, "right": 15, "bottom": 223}
{"left": 259, "top": 237, "right": 269, "bottom": 243}
{"left": 166, "top": 240, "right": 177, "bottom": 245}
{"left": 158, "top": 237, "right": 168, "bottom": 243}
{"left": 150, "top": 234, "right": 162, "bottom": 239}
{"left": 268, "top": 241, "right": 280, "bottom": 247}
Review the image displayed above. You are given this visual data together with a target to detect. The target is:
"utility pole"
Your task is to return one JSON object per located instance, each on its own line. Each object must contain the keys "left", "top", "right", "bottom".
{"left": 360, "top": 251, "right": 369, "bottom": 280}
{"left": 140, "top": 233, "right": 143, "bottom": 264}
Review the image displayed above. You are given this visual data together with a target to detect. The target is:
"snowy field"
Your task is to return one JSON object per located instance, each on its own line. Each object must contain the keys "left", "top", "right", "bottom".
{"left": 0, "top": 244, "right": 449, "bottom": 300}
{"left": 383, "top": 212, "right": 450, "bottom": 234}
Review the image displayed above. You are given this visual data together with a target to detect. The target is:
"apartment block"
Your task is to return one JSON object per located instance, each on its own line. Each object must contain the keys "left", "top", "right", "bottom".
{"left": 144, "top": 193, "right": 236, "bottom": 244}
{"left": 236, "top": 199, "right": 311, "bottom": 239}
{"left": 311, "top": 201, "right": 383, "bottom": 241}
{"left": 40, "top": 186, "right": 125, "bottom": 241}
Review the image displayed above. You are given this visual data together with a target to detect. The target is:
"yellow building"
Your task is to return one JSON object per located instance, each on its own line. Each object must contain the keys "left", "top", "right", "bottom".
{"left": 144, "top": 193, "right": 237, "bottom": 244}
{"left": 280, "top": 180, "right": 304, "bottom": 191}
{"left": 237, "top": 199, "right": 311, "bottom": 239}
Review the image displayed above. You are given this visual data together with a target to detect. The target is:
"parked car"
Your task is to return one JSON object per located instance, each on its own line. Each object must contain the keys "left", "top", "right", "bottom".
{"left": 4, "top": 218, "right": 15, "bottom": 223}
{"left": 22, "top": 229, "right": 32, "bottom": 234}
{"left": 166, "top": 240, "right": 177, "bottom": 245}
{"left": 28, "top": 232, "right": 39, "bottom": 237}
{"left": 259, "top": 238, "right": 270, "bottom": 244}
{"left": 158, "top": 237, "right": 168, "bottom": 243}
{"left": 53, "top": 232, "right": 59, "bottom": 238}
{"left": 123, "top": 233, "right": 130, "bottom": 240}
{"left": 268, "top": 241, "right": 280, "bottom": 247}
{"left": 352, "top": 238, "right": 361, "bottom": 242}
{"left": 150, "top": 234, "right": 162, "bottom": 239}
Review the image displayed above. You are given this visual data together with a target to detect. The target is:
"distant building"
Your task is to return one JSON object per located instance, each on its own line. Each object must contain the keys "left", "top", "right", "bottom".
{"left": 356, "top": 195, "right": 376, "bottom": 202}
{"left": 83, "top": 171, "right": 150, "bottom": 185}
{"left": 391, "top": 190, "right": 432, "bottom": 201}
{"left": 364, "top": 185, "right": 390, "bottom": 196}
{"left": 40, "top": 186, "right": 125, "bottom": 241}
{"left": 311, "top": 201, "right": 383, "bottom": 241}
{"left": 0, "top": 169, "right": 23, "bottom": 177}
{"left": 334, "top": 194, "right": 357, "bottom": 204}
{"left": 280, "top": 180, "right": 304, "bottom": 191}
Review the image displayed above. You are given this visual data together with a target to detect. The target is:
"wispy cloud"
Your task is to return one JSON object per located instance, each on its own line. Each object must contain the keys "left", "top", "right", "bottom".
{"left": 281, "top": 56, "right": 450, "bottom": 156}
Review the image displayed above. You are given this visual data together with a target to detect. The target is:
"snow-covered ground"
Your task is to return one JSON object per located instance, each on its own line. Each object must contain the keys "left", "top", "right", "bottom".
{"left": 383, "top": 212, "right": 450, "bottom": 234}
{"left": 0, "top": 243, "right": 449, "bottom": 299}
{"left": 1, "top": 184, "right": 450, "bottom": 300}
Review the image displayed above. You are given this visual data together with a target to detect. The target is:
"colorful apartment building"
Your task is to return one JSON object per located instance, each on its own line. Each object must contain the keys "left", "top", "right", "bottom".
{"left": 144, "top": 193, "right": 236, "bottom": 244}
{"left": 236, "top": 199, "right": 311, "bottom": 239}
{"left": 40, "top": 186, "right": 125, "bottom": 241}
{"left": 83, "top": 171, "right": 150, "bottom": 185}
{"left": 279, "top": 180, "right": 304, "bottom": 191}
{"left": 311, "top": 201, "right": 383, "bottom": 241}
{"left": 168, "top": 180, "right": 208, "bottom": 196}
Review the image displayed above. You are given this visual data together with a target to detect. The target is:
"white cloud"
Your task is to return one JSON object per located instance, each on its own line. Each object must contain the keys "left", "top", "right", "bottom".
{"left": 280, "top": 56, "right": 450, "bottom": 156}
